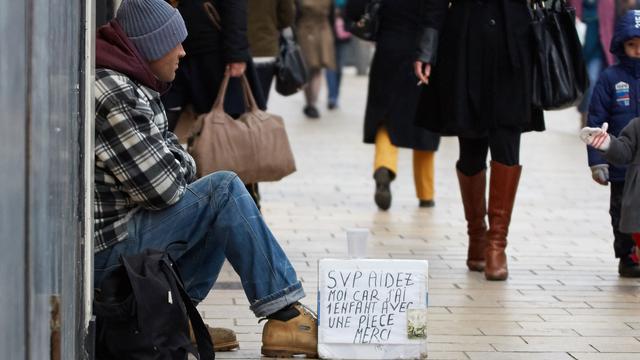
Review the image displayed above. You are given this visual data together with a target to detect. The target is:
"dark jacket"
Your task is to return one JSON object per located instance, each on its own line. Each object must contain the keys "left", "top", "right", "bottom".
{"left": 348, "top": 0, "right": 440, "bottom": 150}
{"left": 587, "top": 10, "right": 640, "bottom": 182}
{"left": 604, "top": 117, "right": 640, "bottom": 233}
{"left": 414, "top": 0, "right": 545, "bottom": 138}
{"left": 162, "top": 0, "right": 266, "bottom": 115}
{"left": 180, "top": 0, "right": 250, "bottom": 62}
{"left": 247, "top": 0, "right": 296, "bottom": 57}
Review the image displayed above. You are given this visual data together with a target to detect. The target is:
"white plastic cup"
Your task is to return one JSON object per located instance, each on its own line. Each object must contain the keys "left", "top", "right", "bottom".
{"left": 346, "top": 228, "right": 369, "bottom": 258}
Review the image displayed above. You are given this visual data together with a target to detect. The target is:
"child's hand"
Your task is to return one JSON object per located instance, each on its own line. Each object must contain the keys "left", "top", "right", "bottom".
{"left": 590, "top": 164, "right": 609, "bottom": 186}
{"left": 580, "top": 122, "right": 611, "bottom": 151}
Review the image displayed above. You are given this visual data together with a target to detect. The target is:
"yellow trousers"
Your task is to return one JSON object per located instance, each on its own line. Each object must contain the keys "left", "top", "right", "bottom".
{"left": 374, "top": 127, "right": 435, "bottom": 201}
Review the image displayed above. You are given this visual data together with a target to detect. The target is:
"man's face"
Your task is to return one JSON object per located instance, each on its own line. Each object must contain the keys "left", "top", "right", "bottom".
{"left": 148, "top": 43, "right": 186, "bottom": 82}
{"left": 624, "top": 37, "right": 640, "bottom": 59}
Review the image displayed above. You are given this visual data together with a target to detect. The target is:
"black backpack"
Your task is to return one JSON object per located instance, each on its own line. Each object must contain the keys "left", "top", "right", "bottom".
{"left": 94, "top": 249, "right": 215, "bottom": 360}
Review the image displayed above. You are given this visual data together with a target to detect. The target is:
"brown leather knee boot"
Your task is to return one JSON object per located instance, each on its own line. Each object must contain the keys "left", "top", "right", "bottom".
{"left": 485, "top": 161, "right": 522, "bottom": 281}
{"left": 456, "top": 168, "right": 488, "bottom": 272}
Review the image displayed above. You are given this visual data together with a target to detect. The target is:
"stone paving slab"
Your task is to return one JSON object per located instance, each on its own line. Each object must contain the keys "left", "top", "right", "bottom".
{"left": 198, "top": 73, "right": 640, "bottom": 359}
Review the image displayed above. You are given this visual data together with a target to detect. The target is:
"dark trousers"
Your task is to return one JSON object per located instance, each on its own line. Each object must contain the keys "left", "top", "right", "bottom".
{"left": 611, "top": 181, "right": 635, "bottom": 258}
{"left": 456, "top": 127, "right": 521, "bottom": 175}
{"left": 255, "top": 61, "right": 276, "bottom": 104}
{"left": 249, "top": 61, "right": 277, "bottom": 210}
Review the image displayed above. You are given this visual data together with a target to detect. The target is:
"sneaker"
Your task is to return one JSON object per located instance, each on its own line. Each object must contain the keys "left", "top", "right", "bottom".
{"left": 261, "top": 303, "right": 318, "bottom": 358}
{"left": 618, "top": 255, "right": 640, "bottom": 278}
{"left": 374, "top": 167, "right": 393, "bottom": 211}
{"left": 190, "top": 323, "right": 239, "bottom": 352}
{"left": 303, "top": 105, "right": 320, "bottom": 119}
{"left": 327, "top": 100, "right": 338, "bottom": 110}
{"left": 419, "top": 199, "right": 435, "bottom": 208}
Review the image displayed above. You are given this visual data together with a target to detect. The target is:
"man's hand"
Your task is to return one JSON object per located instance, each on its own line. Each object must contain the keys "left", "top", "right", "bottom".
{"left": 227, "top": 62, "right": 247, "bottom": 77}
{"left": 414, "top": 61, "right": 431, "bottom": 85}
{"left": 580, "top": 122, "right": 611, "bottom": 151}
{"left": 590, "top": 164, "right": 609, "bottom": 186}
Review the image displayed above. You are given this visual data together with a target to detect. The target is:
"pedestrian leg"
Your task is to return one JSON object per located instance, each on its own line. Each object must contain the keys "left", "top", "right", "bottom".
{"left": 413, "top": 150, "right": 435, "bottom": 207}
{"left": 373, "top": 127, "right": 398, "bottom": 210}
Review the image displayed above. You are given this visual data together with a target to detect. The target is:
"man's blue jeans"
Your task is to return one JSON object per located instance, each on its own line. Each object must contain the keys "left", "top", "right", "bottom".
{"left": 94, "top": 171, "right": 304, "bottom": 317}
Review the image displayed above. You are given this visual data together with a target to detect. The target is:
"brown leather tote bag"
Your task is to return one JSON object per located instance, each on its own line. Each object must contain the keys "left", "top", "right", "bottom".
{"left": 187, "top": 74, "right": 296, "bottom": 184}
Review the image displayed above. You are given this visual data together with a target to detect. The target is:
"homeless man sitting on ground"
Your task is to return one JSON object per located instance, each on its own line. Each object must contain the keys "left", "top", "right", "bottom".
{"left": 92, "top": 0, "right": 317, "bottom": 357}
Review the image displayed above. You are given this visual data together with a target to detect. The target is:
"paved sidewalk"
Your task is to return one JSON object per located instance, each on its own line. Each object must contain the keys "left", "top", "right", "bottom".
{"left": 201, "top": 73, "right": 640, "bottom": 360}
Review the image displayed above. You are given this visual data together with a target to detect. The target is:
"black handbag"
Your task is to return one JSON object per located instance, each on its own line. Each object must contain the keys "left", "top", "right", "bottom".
{"left": 346, "top": 0, "right": 382, "bottom": 41}
{"left": 94, "top": 249, "right": 215, "bottom": 360}
{"left": 531, "top": 0, "right": 589, "bottom": 110}
{"left": 552, "top": 0, "right": 589, "bottom": 93}
{"left": 275, "top": 28, "right": 309, "bottom": 96}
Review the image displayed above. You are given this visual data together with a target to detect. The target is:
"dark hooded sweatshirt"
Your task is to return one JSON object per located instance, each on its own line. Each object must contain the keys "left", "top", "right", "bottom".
{"left": 94, "top": 20, "right": 196, "bottom": 252}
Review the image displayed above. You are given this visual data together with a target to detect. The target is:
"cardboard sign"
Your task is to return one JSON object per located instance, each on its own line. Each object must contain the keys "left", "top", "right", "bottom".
{"left": 318, "top": 259, "right": 428, "bottom": 359}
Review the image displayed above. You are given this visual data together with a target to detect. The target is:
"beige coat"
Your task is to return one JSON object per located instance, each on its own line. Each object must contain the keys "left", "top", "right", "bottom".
{"left": 295, "top": 0, "right": 335, "bottom": 70}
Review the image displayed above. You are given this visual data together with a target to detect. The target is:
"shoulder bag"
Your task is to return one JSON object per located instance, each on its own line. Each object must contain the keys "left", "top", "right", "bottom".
{"left": 187, "top": 74, "right": 297, "bottom": 184}
{"left": 531, "top": 0, "right": 589, "bottom": 110}
{"left": 275, "top": 28, "right": 309, "bottom": 96}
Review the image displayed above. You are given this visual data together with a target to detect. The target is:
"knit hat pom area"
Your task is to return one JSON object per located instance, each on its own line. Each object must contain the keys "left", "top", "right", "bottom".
{"left": 116, "top": 0, "right": 188, "bottom": 61}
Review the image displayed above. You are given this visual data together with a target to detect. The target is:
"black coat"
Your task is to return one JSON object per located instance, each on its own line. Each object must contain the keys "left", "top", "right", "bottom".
{"left": 348, "top": 0, "right": 440, "bottom": 150}
{"left": 162, "top": 0, "right": 266, "bottom": 116}
{"left": 414, "top": 0, "right": 545, "bottom": 138}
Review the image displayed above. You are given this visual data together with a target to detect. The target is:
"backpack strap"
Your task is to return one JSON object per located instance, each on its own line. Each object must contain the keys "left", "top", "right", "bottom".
{"left": 177, "top": 282, "right": 216, "bottom": 360}
{"left": 161, "top": 256, "right": 216, "bottom": 360}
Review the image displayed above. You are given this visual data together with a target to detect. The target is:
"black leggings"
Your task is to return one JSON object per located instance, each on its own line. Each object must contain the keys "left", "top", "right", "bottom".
{"left": 457, "top": 128, "right": 521, "bottom": 176}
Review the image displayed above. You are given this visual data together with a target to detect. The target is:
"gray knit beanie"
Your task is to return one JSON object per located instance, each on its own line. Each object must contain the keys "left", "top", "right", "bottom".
{"left": 116, "top": 0, "right": 188, "bottom": 61}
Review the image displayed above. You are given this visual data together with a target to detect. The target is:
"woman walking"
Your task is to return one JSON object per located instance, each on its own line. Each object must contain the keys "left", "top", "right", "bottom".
{"left": 296, "top": 0, "right": 336, "bottom": 119}
{"left": 348, "top": 0, "right": 440, "bottom": 210}
{"left": 414, "top": 0, "right": 545, "bottom": 280}
{"left": 162, "top": 0, "right": 267, "bottom": 208}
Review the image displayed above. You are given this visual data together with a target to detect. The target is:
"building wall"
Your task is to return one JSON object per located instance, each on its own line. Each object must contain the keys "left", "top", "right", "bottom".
{"left": 0, "top": 0, "right": 92, "bottom": 359}
{"left": 0, "top": 1, "right": 28, "bottom": 357}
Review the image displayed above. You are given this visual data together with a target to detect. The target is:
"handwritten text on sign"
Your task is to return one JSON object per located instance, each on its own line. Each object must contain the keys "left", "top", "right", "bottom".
{"left": 318, "top": 259, "right": 428, "bottom": 345}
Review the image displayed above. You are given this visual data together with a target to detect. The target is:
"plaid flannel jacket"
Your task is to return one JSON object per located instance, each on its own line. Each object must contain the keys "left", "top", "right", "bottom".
{"left": 94, "top": 68, "right": 196, "bottom": 252}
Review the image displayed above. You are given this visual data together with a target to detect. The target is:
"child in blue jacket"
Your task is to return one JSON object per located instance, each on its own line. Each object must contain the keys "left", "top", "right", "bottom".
{"left": 586, "top": 10, "right": 640, "bottom": 277}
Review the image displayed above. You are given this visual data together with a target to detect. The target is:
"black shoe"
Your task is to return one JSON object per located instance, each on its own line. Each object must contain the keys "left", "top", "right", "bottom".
{"left": 618, "top": 257, "right": 640, "bottom": 278}
{"left": 303, "top": 105, "right": 320, "bottom": 119}
{"left": 419, "top": 199, "right": 435, "bottom": 208}
{"left": 373, "top": 167, "right": 393, "bottom": 211}
{"left": 328, "top": 101, "right": 338, "bottom": 110}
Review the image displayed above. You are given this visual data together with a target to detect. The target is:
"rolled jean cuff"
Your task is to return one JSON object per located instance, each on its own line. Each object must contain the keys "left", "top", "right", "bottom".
{"left": 250, "top": 281, "right": 305, "bottom": 317}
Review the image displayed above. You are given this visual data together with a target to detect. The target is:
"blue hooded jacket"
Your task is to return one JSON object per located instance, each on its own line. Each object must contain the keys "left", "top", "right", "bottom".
{"left": 587, "top": 10, "right": 640, "bottom": 182}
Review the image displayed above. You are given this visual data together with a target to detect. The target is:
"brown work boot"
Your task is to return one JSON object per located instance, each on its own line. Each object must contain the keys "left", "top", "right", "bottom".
{"left": 261, "top": 303, "right": 318, "bottom": 358}
{"left": 190, "top": 323, "right": 239, "bottom": 352}
{"left": 485, "top": 161, "right": 522, "bottom": 281}
{"left": 456, "top": 167, "right": 488, "bottom": 272}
